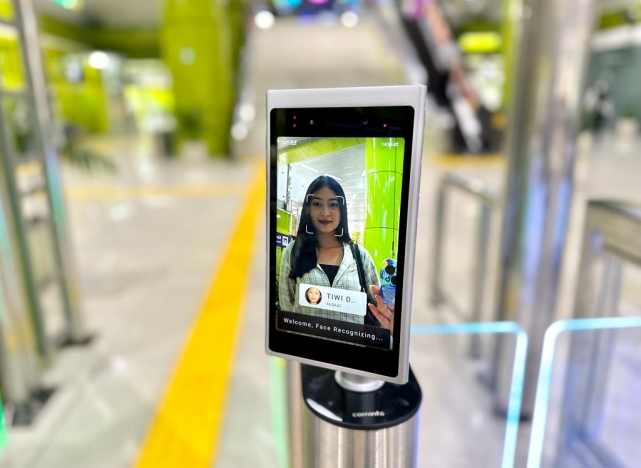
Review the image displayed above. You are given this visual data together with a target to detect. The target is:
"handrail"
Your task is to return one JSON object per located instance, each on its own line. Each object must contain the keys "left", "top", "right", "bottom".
{"left": 586, "top": 200, "right": 641, "bottom": 267}
{"left": 440, "top": 172, "right": 501, "bottom": 206}
{"left": 431, "top": 172, "right": 501, "bottom": 357}
{"left": 590, "top": 199, "right": 641, "bottom": 223}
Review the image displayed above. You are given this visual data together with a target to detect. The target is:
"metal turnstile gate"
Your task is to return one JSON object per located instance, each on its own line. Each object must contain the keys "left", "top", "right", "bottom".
{"left": 0, "top": 0, "right": 86, "bottom": 420}
{"left": 0, "top": 0, "right": 85, "bottom": 358}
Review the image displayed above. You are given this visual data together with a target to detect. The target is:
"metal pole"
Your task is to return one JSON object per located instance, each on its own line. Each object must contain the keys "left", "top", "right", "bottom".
{"left": 307, "top": 413, "right": 418, "bottom": 468}
{"left": 430, "top": 179, "right": 446, "bottom": 307}
{"left": 301, "top": 365, "right": 421, "bottom": 468}
{"left": 469, "top": 201, "right": 491, "bottom": 358}
{"left": 14, "top": 0, "right": 85, "bottom": 342}
{"left": 492, "top": 0, "right": 597, "bottom": 415}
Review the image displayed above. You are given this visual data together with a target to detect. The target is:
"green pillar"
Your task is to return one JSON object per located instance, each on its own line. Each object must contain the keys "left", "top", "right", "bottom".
{"left": 161, "top": 0, "right": 234, "bottom": 156}
{"left": 363, "top": 138, "right": 404, "bottom": 270}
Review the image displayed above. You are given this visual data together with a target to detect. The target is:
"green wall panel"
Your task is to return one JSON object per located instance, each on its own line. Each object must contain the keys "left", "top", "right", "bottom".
{"left": 276, "top": 209, "right": 291, "bottom": 282}
{"left": 90, "top": 29, "right": 159, "bottom": 58}
{"left": 39, "top": 15, "right": 84, "bottom": 43}
{"left": 0, "top": 0, "right": 13, "bottom": 21}
{"left": 598, "top": 8, "right": 641, "bottom": 30}
{"left": 0, "top": 35, "right": 25, "bottom": 90}
{"left": 333, "top": 137, "right": 363, "bottom": 151}
{"left": 44, "top": 46, "right": 109, "bottom": 133}
{"left": 277, "top": 208, "right": 291, "bottom": 233}
{"left": 40, "top": 15, "right": 160, "bottom": 58}
{"left": 281, "top": 138, "right": 363, "bottom": 164}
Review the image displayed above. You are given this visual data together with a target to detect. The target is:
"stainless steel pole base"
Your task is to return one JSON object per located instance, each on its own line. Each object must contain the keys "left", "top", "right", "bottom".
{"left": 301, "top": 365, "right": 421, "bottom": 468}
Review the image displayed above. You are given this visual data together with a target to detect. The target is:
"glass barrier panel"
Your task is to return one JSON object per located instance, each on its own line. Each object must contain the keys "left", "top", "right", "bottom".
{"left": 269, "top": 357, "right": 289, "bottom": 468}
{"left": 411, "top": 322, "right": 527, "bottom": 468}
{"left": 441, "top": 189, "right": 477, "bottom": 318}
{"left": 0, "top": 397, "right": 6, "bottom": 453}
{"left": 527, "top": 317, "right": 641, "bottom": 468}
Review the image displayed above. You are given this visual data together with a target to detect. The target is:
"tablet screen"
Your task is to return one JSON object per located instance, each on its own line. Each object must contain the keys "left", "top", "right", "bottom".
{"left": 268, "top": 105, "right": 417, "bottom": 378}
{"left": 275, "top": 136, "right": 406, "bottom": 351}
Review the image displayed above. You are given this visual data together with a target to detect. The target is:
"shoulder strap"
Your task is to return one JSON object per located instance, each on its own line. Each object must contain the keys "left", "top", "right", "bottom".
{"left": 350, "top": 243, "right": 380, "bottom": 326}
{"left": 350, "top": 243, "right": 367, "bottom": 293}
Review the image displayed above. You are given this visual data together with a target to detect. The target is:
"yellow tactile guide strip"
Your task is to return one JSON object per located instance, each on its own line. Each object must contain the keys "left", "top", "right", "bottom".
{"left": 66, "top": 185, "right": 248, "bottom": 201}
{"left": 134, "top": 164, "right": 265, "bottom": 468}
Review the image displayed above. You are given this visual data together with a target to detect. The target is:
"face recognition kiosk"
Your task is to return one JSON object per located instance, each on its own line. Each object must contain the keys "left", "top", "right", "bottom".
{"left": 266, "top": 85, "right": 426, "bottom": 468}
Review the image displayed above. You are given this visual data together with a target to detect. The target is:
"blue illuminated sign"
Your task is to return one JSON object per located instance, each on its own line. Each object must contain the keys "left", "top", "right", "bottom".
{"left": 276, "top": 233, "right": 291, "bottom": 248}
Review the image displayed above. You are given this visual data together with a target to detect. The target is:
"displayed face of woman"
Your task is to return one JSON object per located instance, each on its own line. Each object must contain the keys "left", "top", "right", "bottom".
{"left": 307, "top": 287, "right": 321, "bottom": 305}
{"left": 309, "top": 186, "right": 341, "bottom": 234}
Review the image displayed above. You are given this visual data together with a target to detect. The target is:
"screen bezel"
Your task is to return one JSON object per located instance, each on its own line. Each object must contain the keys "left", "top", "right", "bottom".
{"left": 268, "top": 105, "right": 415, "bottom": 379}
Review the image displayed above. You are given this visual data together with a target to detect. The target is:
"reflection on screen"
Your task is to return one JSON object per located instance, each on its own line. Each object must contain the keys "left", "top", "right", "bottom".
{"left": 274, "top": 137, "right": 405, "bottom": 351}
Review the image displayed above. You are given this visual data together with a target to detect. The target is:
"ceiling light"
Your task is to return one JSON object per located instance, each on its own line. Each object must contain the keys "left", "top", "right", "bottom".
{"left": 231, "top": 123, "right": 248, "bottom": 141}
{"left": 341, "top": 11, "right": 358, "bottom": 28}
{"left": 255, "top": 11, "right": 275, "bottom": 29}
{"left": 88, "top": 51, "right": 110, "bottom": 69}
{"left": 239, "top": 104, "right": 255, "bottom": 122}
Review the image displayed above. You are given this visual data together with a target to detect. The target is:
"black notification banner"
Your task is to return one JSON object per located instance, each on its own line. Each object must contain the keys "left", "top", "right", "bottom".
{"left": 278, "top": 311, "right": 391, "bottom": 350}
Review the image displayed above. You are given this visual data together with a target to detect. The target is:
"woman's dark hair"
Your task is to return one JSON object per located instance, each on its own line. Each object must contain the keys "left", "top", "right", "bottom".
{"left": 305, "top": 287, "right": 322, "bottom": 304}
{"left": 290, "top": 175, "right": 351, "bottom": 279}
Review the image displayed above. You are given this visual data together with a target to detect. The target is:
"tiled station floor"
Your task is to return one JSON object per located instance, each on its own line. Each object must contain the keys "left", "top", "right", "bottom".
{"left": 2, "top": 15, "right": 641, "bottom": 468}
